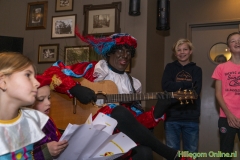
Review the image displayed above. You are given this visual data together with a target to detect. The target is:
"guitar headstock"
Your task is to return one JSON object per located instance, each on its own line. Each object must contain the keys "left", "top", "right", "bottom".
{"left": 172, "top": 89, "right": 198, "bottom": 105}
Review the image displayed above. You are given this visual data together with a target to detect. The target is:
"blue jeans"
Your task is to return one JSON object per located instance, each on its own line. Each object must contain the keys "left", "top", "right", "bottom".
{"left": 164, "top": 121, "right": 199, "bottom": 153}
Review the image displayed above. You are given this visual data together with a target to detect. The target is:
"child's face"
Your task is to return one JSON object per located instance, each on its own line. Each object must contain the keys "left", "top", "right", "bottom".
{"left": 34, "top": 85, "right": 51, "bottom": 115}
{"left": 2, "top": 65, "right": 40, "bottom": 106}
{"left": 227, "top": 34, "right": 240, "bottom": 54}
{"left": 175, "top": 43, "right": 192, "bottom": 65}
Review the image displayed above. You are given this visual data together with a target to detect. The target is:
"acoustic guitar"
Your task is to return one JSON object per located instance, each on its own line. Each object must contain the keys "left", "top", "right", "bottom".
{"left": 75, "top": 77, "right": 197, "bottom": 106}
{"left": 50, "top": 78, "right": 198, "bottom": 129}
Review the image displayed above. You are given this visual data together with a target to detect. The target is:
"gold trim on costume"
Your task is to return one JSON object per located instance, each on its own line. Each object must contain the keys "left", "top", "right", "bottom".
{"left": 50, "top": 74, "right": 62, "bottom": 90}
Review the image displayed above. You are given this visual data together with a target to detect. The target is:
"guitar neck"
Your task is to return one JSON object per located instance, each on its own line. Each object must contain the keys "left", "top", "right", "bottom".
{"left": 105, "top": 92, "right": 174, "bottom": 103}
{"left": 73, "top": 78, "right": 198, "bottom": 105}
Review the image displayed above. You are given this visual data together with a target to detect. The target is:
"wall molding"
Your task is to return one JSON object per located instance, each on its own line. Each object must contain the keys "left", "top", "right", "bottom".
{"left": 187, "top": 19, "right": 240, "bottom": 40}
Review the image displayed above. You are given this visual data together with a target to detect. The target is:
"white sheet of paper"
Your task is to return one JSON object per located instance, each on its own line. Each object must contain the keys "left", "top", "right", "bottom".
{"left": 92, "top": 112, "right": 117, "bottom": 135}
{"left": 58, "top": 124, "right": 110, "bottom": 160}
{"left": 57, "top": 113, "right": 136, "bottom": 160}
{"left": 84, "top": 153, "right": 123, "bottom": 160}
{"left": 90, "top": 132, "right": 136, "bottom": 158}
{"left": 85, "top": 113, "right": 93, "bottom": 124}
{"left": 59, "top": 123, "right": 80, "bottom": 141}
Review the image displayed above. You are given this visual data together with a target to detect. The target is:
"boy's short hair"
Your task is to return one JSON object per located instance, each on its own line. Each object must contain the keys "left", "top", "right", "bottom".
{"left": 172, "top": 38, "right": 193, "bottom": 53}
{"left": 226, "top": 32, "right": 240, "bottom": 47}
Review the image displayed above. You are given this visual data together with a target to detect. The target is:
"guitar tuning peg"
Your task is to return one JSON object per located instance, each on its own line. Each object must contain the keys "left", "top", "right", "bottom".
{"left": 191, "top": 99, "right": 194, "bottom": 104}
{"left": 183, "top": 89, "right": 187, "bottom": 95}
{"left": 185, "top": 100, "right": 189, "bottom": 104}
{"left": 180, "top": 100, "right": 184, "bottom": 105}
{"left": 189, "top": 90, "right": 192, "bottom": 94}
{"left": 178, "top": 88, "right": 181, "bottom": 93}
{"left": 178, "top": 97, "right": 183, "bottom": 105}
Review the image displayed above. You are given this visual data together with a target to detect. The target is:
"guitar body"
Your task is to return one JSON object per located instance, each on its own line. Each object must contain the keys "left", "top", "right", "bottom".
{"left": 76, "top": 78, "right": 118, "bottom": 95}
{"left": 49, "top": 78, "right": 118, "bottom": 129}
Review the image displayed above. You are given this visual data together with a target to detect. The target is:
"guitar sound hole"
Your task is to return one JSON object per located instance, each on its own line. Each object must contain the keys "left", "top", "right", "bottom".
{"left": 95, "top": 93, "right": 107, "bottom": 107}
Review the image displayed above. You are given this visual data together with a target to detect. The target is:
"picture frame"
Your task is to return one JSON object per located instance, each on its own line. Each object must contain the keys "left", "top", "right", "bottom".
{"left": 51, "top": 14, "right": 76, "bottom": 39}
{"left": 55, "top": 0, "right": 73, "bottom": 12}
{"left": 83, "top": 2, "right": 121, "bottom": 36}
{"left": 38, "top": 44, "right": 59, "bottom": 63}
{"left": 64, "top": 46, "right": 90, "bottom": 65}
{"left": 26, "top": 1, "right": 48, "bottom": 30}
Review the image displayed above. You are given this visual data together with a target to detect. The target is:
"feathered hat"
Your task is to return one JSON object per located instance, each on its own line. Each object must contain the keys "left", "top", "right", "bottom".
{"left": 75, "top": 27, "right": 137, "bottom": 57}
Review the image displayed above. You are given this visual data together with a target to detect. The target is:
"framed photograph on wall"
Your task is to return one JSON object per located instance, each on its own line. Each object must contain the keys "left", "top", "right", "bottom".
{"left": 26, "top": 1, "right": 48, "bottom": 30}
{"left": 64, "top": 46, "right": 90, "bottom": 65}
{"left": 83, "top": 2, "right": 121, "bottom": 36}
{"left": 51, "top": 14, "right": 76, "bottom": 39}
{"left": 55, "top": 0, "right": 74, "bottom": 12}
{"left": 38, "top": 44, "right": 59, "bottom": 63}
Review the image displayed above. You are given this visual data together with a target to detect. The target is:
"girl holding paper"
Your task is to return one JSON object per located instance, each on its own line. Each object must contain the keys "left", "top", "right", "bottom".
{"left": 32, "top": 75, "right": 68, "bottom": 160}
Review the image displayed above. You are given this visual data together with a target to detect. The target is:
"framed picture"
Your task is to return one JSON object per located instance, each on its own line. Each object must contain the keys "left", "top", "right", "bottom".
{"left": 83, "top": 2, "right": 121, "bottom": 36}
{"left": 64, "top": 46, "right": 90, "bottom": 65}
{"left": 55, "top": 0, "right": 73, "bottom": 12}
{"left": 26, "top": 1, "right": 48, "bottom": 30}
{"left": 38, "top": 44, "right": 59, "bottom": 63}
{"left": 51, "top": 14, "right": 76, "bottom": 39}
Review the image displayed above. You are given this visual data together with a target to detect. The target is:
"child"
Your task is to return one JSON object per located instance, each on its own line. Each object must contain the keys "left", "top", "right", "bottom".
{"left": 0, "top": 52, "right": 49, "bottom": 159}
{"left": 162, "top": 39, "right": 202, "bottom": 158}
{"left": 212, "top": 32, "right": 240, "bottom": 159}
{"left": 32, "top": 75, "right": 68, "bottom": 160}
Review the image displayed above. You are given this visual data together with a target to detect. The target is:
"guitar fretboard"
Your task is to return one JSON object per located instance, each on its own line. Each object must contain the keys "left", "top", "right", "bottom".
{"left": 105, "top": 92, "right": 173, "bottom": 103}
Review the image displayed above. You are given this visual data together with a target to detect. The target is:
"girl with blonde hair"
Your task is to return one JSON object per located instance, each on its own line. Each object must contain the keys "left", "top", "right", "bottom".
{"left": 0, "top": 52, "right": 48, "bottom": 159}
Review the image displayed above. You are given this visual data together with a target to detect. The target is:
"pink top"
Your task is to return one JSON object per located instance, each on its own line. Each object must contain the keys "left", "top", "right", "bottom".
{"left": 212, "top": 61, "right": 240, "bottom": 118}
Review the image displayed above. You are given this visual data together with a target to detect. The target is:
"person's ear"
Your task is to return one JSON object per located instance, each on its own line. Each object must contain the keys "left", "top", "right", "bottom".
{"left": 227, "top": 46, "right": 230, "bottom": 51}
{"left": 189, "top": 49, "right": 193, "bottom": 55}
{"left": 0, "top": 74, "right": 7, "bottom": 92}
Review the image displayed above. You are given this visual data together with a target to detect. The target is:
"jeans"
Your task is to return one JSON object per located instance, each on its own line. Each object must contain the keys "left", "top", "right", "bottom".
{"left": 164, "top": 121, "right": 199, "bottom": 153}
